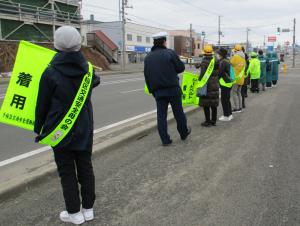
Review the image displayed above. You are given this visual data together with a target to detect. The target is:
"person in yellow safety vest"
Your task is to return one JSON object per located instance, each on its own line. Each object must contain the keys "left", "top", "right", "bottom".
{"left": 230, "top": 44, "right": 246, "bottom": 113}
{"left": 247, "top": 52, "right": 261, "bottom": 93}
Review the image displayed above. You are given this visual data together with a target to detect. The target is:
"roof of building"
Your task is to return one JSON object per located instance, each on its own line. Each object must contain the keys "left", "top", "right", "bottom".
{"left": 94, "top": 30, "right": 118, "bottom": 51}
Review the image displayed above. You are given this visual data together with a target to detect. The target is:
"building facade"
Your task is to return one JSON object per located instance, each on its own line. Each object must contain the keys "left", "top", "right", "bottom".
{"left": 168, "top": 30, "right": 202, "bottom": 57}
{"left": 0, "top": 0, "right": 81, "bottom": 41}
{"left": 82, "top": 20, "right": 172, "bottom": 64}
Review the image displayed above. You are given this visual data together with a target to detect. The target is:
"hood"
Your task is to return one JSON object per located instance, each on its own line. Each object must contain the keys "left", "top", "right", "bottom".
{"left": 234, "top": 50, "right": 245, "bottom": 59}
{"left": 51, "top": 51, "right": 88, "bottom": 77}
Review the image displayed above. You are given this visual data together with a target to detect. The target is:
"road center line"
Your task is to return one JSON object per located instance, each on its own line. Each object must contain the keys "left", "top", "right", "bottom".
{"left": 0, "top": 109, "right": 157, "bottom": 168}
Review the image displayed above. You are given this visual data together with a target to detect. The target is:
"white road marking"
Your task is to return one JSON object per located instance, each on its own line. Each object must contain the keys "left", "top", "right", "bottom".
{"left": 120, "top": 88, "right": 144, "bottom": 94}
{"left": 0, "top": 109, "right": 157, "bottom": 168}
{"left": 102, "top": 78, "right": 144, "bottom": 86}
{"left": 0, "top": 146, "right": 51, "bottom": 167}
{"left": 103, "top": 74, "right": 142, "bottom": 81}
{"left": 0, "top": 78, "right": 144, "bottom": 99}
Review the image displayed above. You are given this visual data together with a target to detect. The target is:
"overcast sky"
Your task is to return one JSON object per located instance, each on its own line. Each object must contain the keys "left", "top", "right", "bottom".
{"left": 82, "top": 0, "right": 300, "bottom": 47}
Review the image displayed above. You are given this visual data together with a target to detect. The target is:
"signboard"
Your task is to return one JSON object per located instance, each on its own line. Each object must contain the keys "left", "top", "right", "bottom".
{"left": 0, "top": 41, "right": 56, "bottom": 131}
{"left": 268, "top": 36, "right": 277, "bottom": 42}
{"left": 126, "top": 45, "right": 152, "bottom": 53}
{"left": 181, "top": 71, "right": 200, "bottom": 107}
{"left": 126, "top": 45, "right": 135, "bottom": 52}
{"left": 135, "top": 46, "right": 146, "bottom": 53}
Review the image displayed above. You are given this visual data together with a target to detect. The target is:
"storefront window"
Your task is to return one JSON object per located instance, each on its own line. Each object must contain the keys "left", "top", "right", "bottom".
{"left": 127, "top": 34, "right": 133, "bottom": 41}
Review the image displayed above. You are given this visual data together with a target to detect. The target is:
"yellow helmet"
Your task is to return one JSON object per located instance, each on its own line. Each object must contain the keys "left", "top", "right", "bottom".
{"left": 234, "top": 44, "right": 242, "bottom": 51}
{"left": 203, "top": 45, "right": 213, "bottom": 55}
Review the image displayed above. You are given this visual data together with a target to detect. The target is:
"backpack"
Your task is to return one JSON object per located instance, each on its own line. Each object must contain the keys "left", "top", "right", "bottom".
{"left": 229, "top": 65, "right": 235, "bottom": 82}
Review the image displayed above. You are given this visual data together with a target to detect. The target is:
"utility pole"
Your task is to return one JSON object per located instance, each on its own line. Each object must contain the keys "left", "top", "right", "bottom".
{"left": 246, "top": 28, "right": 250, "bottom": 52}
{"left": 189, "top": 23, "right": 193, "bottom": 67}
{"left": 293, "top": 18, "right": 296, "bottom": 68}
{"left": 202, "top": 32, "right": 206, "bottom": 51}
{"left": 119, "top": 0, "right": 121, "bottom": 21}
{"left": 190, "top": 24, "right": 193, "bottom": 57}
{"left": 121, "top": 0, "right": 126, "bottom": 72}
{"left": 218, "top": 15, "right": 221, "bottom": 47}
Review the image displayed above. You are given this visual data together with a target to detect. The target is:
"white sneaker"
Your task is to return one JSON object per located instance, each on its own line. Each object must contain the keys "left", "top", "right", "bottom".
{"left": 228, "top": 115, "right": 234, "bottom": 120}
{"left": 60, "top": 211, "right": 85, "bottom": 225}
{"left": 82, "top": 208, "right": 94, "bottom": 221}
{"left": 219, "top": 116, "right": 230, "bottom": 122}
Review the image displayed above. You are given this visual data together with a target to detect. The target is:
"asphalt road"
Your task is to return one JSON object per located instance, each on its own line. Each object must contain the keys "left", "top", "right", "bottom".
{"left": 0, "top": 73, "right": 155, "bottom": 161}
{"left": 0, "top": 71, "right": 299, "bottom": 226}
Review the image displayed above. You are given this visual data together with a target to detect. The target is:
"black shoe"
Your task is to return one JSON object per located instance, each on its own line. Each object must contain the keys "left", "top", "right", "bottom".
{"left": 181, "top": 127, "right": 192, "bottom": 141}
{"left": 210, "top": 121, "right": 216, "bottom": 126}
{"left": 201, "top": 121, "right": 211, "bottom": 127}
{"left": 163, "top": 139, "right": 173, "bottom": 147}
{"left": 232, "top": 109, "right": 241, "bottom": 114}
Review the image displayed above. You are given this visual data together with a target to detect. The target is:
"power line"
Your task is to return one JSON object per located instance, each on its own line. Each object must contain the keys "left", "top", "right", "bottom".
{"left": 83, "top": 3, "right": 118, "bottom": 13}
{"left": 180, "top": 0, "right": 219, "bottom": 16}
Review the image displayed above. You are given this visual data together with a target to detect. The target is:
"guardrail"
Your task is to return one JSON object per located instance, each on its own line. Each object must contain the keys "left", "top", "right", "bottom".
{"left": 0, "top": 1, "right": 82, "bottom": 25}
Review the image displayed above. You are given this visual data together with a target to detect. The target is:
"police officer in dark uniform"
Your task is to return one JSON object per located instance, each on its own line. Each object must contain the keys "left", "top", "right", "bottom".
{"left": 144, "top": 32, "right": 191, "bottom": 146}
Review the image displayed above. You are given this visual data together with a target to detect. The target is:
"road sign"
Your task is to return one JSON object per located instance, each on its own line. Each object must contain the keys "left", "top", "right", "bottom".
{"left": 268, "top": 36, "right": 277, "bottom": 42}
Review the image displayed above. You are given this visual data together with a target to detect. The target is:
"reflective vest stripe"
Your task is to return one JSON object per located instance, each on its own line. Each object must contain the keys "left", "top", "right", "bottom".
{"left": 198, "top": 58, "right": 215, "bottom": 88}
{"left": 39, "top": 63, "right": 93, "bottom": 147}
{"left": 219, "top": 78, "right": 235, "bottom": 88}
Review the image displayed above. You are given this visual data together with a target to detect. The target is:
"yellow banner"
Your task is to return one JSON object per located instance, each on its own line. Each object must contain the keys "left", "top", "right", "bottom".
{"left": 181, "top": 71, "right": 200, "bottom": 107}
{"left": 0, "top": 41, "right": 56, "bottom": 131}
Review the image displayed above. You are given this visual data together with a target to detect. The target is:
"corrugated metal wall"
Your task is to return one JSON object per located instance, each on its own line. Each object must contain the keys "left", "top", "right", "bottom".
{"left": 0, "top": 0, "right": 80, "bottom": 41}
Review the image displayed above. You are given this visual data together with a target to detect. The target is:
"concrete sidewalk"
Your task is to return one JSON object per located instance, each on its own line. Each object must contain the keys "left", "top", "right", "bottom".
{"left": 1, "top": 71, "right": 299, "bottom": 225}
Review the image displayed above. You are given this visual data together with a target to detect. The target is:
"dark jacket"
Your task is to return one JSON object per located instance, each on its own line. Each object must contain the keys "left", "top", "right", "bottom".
{"left": 144, "top": 46, "right": 185, "bottom": 98}
{"left": 244, "top": 52, "right": 250, "bottom": 85}
{"left": 218, "top": 57, "right": 231, "bottom": 87}
{"left": 34, "top": 51, "right": 100, "bottom": 151}
{"left": 199, "top": 56, "right": 220, "bottom": 107}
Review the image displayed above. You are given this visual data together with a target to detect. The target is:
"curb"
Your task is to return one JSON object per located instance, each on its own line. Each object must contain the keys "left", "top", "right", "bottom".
{"left": 0, "top": 106, "right": 198, "bottom": 201}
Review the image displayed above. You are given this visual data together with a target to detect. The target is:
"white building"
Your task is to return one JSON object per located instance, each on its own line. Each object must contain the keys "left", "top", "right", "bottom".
{"left": 82, "top": 19, "right": 173, "bottom": 64}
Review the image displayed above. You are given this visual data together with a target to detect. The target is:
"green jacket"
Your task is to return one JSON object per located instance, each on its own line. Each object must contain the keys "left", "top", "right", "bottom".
{"left": 247, "top": 57, "right": 261, "bottom": 80}
{"left": 272, "top": 53, "right": 280, "bottom": 81}
{"left": 266, "top": 53, "right": 273, "bottom": 83}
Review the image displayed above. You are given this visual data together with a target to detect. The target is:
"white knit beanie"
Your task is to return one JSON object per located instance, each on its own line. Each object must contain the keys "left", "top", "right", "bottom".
{"left": 54, "top": 26, "right": 82, "bottom": 52}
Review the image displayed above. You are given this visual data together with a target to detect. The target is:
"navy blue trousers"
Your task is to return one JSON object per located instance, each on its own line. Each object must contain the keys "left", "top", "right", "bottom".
{"left": 155, "top": 96, "right": 188, "bottom": 144}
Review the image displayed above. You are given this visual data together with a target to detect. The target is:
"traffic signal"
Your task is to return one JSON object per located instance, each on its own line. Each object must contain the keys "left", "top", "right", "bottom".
{"left": 277, "top": 27, "right": 281, "bottom": 35}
